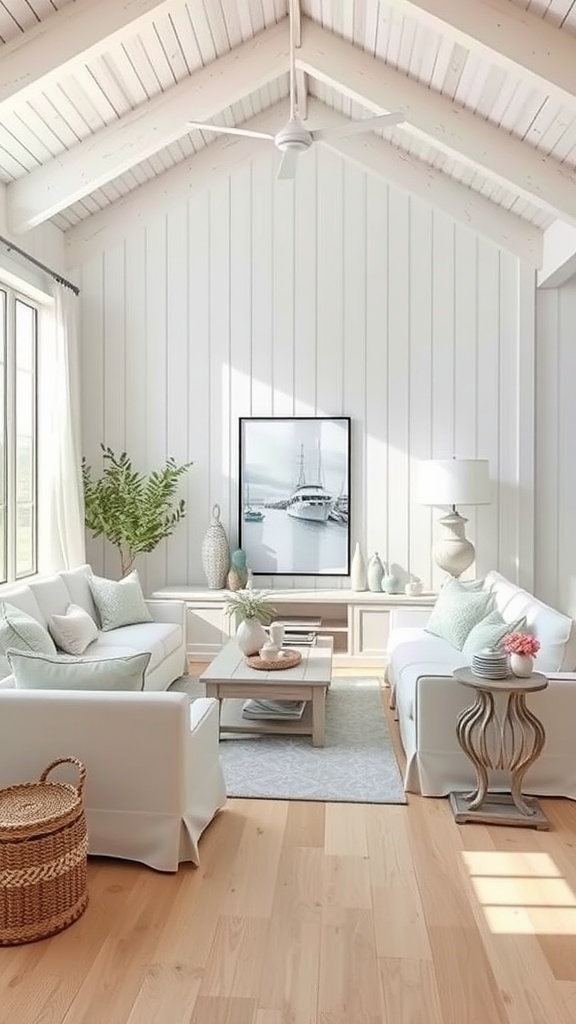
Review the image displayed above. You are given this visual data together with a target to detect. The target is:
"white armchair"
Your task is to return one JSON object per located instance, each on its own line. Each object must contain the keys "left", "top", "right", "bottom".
{"left": 0, "top": 689, "right": 227, "bottom": 871}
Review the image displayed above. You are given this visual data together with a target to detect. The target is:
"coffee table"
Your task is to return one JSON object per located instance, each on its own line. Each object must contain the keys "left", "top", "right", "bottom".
{"left": 200, "top": 637, "right": 334, "bottom": 746}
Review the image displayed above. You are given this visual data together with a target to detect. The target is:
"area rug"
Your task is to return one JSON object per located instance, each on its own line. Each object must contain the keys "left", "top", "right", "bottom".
{"left": 170, "top": 676, "right": 406, "bottom": 804}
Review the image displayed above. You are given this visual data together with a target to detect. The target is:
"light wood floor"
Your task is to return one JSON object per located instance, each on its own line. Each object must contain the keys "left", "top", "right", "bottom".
{"left": 2, "top": 668, "right": 576, "bottom": 1024}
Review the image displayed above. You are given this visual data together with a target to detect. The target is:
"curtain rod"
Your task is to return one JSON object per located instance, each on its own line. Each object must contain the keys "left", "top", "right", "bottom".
{"left": 0, "top": 233, "right": 80, "bottom": 296}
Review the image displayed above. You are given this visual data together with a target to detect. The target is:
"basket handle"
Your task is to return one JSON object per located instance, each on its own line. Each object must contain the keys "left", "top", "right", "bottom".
{"left": 40, "top": 757, "right": 86, "bottom": 796}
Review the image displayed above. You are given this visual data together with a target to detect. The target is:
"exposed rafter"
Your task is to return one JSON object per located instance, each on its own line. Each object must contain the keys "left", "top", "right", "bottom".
{"left": 64, "top": 98, "right": 542, "bottom": 269}
{"left": 0, "top": 0, "right": 177, "bottom": 115}
{"left": 390, "top": 0, "right": 576, "bottom": 110}
{"left": 296, "top": 18, "right": 576, "bottom": 227}
{"left": 7, "top": 20, "right": 290, "bottom": 234}
{"left": 538, "top": 221, "right": 576, "bottom": 289}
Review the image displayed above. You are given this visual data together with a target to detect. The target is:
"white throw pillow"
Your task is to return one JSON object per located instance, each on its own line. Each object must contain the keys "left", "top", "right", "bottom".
{"left": 88, "top": 570, "right": 152, "bottom": 631}
{"left": 0, "top": 601, "right": 57, "bottom": 656}
{"left": 48, "top": 603, "right": 99, "bottom": 655}
{"left": 7, "top": 650, "right": 150, "bottom": 691}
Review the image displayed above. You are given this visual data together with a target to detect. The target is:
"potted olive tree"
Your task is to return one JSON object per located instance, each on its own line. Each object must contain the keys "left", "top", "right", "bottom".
{"left": 82, "top": 445, "right": 192, "bottom": 577}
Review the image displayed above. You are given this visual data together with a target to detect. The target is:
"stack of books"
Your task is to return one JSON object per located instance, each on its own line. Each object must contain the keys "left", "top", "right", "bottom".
{"left": 272, "top": 616, "right": 321, "bottom": 647}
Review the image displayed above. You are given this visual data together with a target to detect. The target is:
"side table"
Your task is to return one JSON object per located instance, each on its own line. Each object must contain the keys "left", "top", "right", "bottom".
{"left": 450, "top": 667, "right": 549, "bottom": 829}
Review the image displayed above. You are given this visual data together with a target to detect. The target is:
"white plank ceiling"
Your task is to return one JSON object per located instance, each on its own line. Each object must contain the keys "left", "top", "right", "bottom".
{"left": 0, "top": 0, "right": 575, "bottom": 250}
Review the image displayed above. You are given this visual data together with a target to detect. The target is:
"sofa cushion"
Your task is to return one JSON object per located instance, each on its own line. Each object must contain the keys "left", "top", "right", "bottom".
{"left": 395, "top": 653, "right": 466, "bottom": 721}
{"left": 425, "top": 579, "right": 492, "bottom": 650}
{"left": 88, "top": 570, "right": 152, "bottom": 631}
{"left": 48, "top": 603, "right": 99, "bottom": 655}
{"left": 8, "top": 650, "right": 150, "bottom": 691}
{"left": 28, "top": 576, "right": 71, "bottom": 623}
{"left": 484, "top": 571, "right": 576, "bottom": 672}
{"left": 93, "top": 622, "right": 181, "bottom": 671}
{"left": 59, "top": 564, "right": 99, "bottom": 622}
{"left": 462, "top": 610, "right": 526, "bottom": 657}
{"left": 0, "top": 602, "right": 57, "bottom": 657}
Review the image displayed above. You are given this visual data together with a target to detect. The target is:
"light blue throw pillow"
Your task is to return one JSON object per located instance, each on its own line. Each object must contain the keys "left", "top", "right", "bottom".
{"left": 88, "top": 570, "right": 152, "bottom": 631}
{"left": 0, "top": 602, "right": 57, "bottom": 656}
{"left": 425, "top": 579, "right": 492, "bottom": 651}
{"left": 462, "top": 611, "right": 527, "bottom": 657}
{"left": 7, "top": 650, "right": 150, "bottom": 691}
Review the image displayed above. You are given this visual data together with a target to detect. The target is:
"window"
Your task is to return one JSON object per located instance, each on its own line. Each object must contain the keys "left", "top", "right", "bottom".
{"left": 0, "top": 288, "right": 38, "bottom": 582}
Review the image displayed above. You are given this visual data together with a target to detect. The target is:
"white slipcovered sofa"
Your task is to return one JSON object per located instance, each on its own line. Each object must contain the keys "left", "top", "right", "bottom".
{"left": 388, "top": 571, "right": 576, "bottom": 799}
{"left": 0, "top": 564, "right": 227, "bottom": 870}
{"left": 0, "top": 563, "right": 186, "bottom": 690}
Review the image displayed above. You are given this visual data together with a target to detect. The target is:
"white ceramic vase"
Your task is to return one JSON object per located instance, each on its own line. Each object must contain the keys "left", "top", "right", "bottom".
{"left": 236, "top": 617, "right": 267, "bottom": 656}
{"left": 351, "top": 542, "right": 367, "bottom": 591}
{"left": 509, "top": 653, "right": 534, "bottom": 678}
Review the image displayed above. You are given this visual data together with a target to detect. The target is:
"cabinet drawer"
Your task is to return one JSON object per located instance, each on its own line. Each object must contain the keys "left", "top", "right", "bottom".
{"left": 351, "top": 606, "right": 390, "bottom": 657}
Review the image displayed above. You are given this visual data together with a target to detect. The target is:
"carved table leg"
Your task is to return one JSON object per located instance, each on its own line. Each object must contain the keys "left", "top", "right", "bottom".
{"left": 455, "top": 690, "right": 494, "bottom": 810}
{"left": 505, "top": 692, "right": 547, "bottom": 816}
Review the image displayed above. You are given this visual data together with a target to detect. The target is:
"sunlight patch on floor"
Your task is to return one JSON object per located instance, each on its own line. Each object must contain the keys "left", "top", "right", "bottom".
{"left": 462, "top": 849, "right": 576, "bottom": 935}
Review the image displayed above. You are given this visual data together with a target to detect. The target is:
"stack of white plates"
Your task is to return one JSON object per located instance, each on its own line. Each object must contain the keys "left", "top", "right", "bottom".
{"left": 471, "top": 649, "right": 510, "bottom": 679}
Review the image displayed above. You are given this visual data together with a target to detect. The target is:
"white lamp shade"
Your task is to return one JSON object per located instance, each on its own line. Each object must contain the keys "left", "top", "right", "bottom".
{"left": 416, "top": 459, "right": 491, "bottom": 507}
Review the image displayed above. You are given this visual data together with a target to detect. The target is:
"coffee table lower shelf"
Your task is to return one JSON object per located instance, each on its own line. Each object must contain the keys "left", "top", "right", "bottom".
{"left": 449, "top": 791, "right": 549, "bottom": 830}
{"left": 219, "top": 698, "right": 313, "bottom": 739}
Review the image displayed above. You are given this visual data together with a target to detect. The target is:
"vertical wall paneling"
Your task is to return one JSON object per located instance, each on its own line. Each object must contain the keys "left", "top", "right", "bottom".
{"left": 74, "top": 150, "right": 532, "bottom": 593}
{"left": 516, "top": 265, "right": 536, "bottom": 592}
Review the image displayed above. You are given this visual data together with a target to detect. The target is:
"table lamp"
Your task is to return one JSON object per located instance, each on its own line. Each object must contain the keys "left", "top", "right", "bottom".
{"left": 416, "top": 459, "right": 491, "bottom": 578}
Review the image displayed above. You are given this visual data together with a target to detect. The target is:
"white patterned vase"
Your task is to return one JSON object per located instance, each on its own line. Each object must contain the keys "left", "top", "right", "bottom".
{"left": 351, "top": 542, "right": 367, "bottom": 591}
{"left": 509, "top": 653, "right": 534, "bottom": 678}
{"left": 236, "top": 617, "right": 267, "bottom": 656}
{"left": 201, "top": 504, "right": 230, "bottom": 589}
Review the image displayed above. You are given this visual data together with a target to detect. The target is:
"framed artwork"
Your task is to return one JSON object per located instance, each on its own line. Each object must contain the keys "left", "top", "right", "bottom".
{"left": 239, "top": 416, "right": 351, "bottom": 576}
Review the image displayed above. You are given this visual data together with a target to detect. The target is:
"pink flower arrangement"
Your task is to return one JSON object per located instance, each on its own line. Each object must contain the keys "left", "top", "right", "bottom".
{"left": 503, "top": 632, "right": 540, "bottom": 657}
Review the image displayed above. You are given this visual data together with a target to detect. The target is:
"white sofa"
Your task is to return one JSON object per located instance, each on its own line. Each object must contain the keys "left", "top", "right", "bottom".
{"left": 0, "top": 689, "right": 227, "bottom": 871}
{"left": 0, "top": 563, "right": 186, "bottom": 691}
{"left": 387, "top": 571, "right": 576, "bottom": 799}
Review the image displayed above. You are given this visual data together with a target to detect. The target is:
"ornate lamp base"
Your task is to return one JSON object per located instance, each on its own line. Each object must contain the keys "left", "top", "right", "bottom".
{"left": 432, "top": 510, "right": 475, "bottom": 578}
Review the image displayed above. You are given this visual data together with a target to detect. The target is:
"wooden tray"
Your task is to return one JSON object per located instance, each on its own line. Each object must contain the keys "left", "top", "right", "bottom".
{"left": 245, "top": 649, "right": 302, "bottom": 671}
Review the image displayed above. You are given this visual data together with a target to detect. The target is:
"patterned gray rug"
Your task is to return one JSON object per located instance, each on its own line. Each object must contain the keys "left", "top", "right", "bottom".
{"left": 170, "top": 676, "right": 406, "bottom": 804}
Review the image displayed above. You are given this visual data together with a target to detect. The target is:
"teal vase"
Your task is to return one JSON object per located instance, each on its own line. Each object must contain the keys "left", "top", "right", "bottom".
{"left": 227, "top": 548, "right": 248, "bottom": 591}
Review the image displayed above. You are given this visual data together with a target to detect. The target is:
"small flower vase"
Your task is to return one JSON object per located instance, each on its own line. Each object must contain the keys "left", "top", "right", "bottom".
{"left": 351, "top": 542, "right": 367, "bottom": 591}
{"left": 201, "top": 503, "right": 230, "bottom": 590}
{"left": 509, "top": 653, "right": 534, "bottom": 678}
{"left": 236, "top": 617, "right": 267, "bottom": 656}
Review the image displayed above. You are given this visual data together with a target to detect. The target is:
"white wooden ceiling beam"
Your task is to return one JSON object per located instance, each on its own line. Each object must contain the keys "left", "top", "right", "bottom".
{"left": 297, "top": 19, "right": 576, "bottom": 226}
{"left": 64, "top": 104, "right": 288, "bottom": 268}
{"left": 537, "top": 220, "right": 576, "bottom": 288}
{"left": 64, "top": 98, "right": 541, "bottom": 268}
{"left": 307, "top": 101, "right": 541, "bottom": 266}
{"left": 390, "top": 0, "right": 576, "bottom": 109}
{"left": 8, "top": 21, "right": 289, "bottom": 234}
{"left": 0, "top": 0, "right": 177, "bottom": 115}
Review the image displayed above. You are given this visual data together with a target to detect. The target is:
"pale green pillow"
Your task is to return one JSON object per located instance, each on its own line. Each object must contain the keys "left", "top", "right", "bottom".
{"left": 426, "top": 579, "right": 492, "bottom": 651}
{"left": 8, "top": 650, "right": 150, "bottom": 691}
{"left": 463, "top": 611, "right": 527, "bottom": 657}
{"left": 88, "top": 570, "right": 152, "bottom": 631}
{"left": 0, "top": 602, "right": 57, "bottom": 656}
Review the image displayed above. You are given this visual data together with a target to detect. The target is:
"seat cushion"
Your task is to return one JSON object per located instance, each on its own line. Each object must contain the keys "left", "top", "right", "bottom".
{"left": 394, "top": 652, "right": 466, "bottom": 721}
{"left": 92, "top": 622, "right": 182, "bottom": 672}
{"left": 388, "top": 629, "right": 461, "bottom": 689}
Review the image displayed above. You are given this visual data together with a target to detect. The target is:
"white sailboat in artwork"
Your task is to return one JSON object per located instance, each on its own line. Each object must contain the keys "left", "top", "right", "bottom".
{"left": 286, "top": 441, "right": 333, "bottom": 522}
{"left": 244, "top": 484, "right": 264, "bottom": 522}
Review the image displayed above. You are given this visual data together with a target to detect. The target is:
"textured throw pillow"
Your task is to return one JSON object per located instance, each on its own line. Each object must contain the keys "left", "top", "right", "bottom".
{"left": 48, "top": 603, "right": 99, "bottom": 655}
{"left": 462, "top": 611, "right": 527, "bottom": 657}
{"left": 88, "top": 570, "right": 152, "bottom": 631}
{"left": 0, "top": 602, "right": 57, "bottom": 656}
{"left": 7, "top": 650, "right": 150, "bottom": 691}
{"left": 425, "top": 579, "right": 492, "bottom": 651}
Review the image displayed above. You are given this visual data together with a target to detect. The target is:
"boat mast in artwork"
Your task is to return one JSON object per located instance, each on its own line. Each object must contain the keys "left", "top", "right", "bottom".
{"left": 287, "top": 441, "right": 333, "bottom": 523}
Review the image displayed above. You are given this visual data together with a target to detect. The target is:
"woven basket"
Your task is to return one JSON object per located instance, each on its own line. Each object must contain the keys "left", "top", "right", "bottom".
{"left": 0, "top": 757, "right": 89, "bottom": 946}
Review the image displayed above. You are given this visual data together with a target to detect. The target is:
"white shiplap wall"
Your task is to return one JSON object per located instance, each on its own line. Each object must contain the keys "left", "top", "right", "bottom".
{"left": 535, "top": 278, "right": 576, "bottom": 618}
{"left": 76, "top": 147, "right": 535, "bottom": 596}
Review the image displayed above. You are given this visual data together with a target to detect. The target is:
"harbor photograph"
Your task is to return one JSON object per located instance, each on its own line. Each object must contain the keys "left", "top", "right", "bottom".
{"left": 239, "top": 417, "right": 350, "bottom": 575}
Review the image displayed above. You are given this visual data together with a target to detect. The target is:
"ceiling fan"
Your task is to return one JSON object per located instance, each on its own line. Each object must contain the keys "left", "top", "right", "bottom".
{"left": 187, "top": 1, "right": 404, "bottom": 180}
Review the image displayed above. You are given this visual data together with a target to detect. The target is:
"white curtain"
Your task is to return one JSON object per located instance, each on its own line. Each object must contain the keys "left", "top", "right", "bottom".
{"left": 39, "top": 283, "right": 86, "bottom": 571}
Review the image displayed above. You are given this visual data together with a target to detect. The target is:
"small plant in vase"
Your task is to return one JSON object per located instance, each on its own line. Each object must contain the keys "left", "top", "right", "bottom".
{"left": 224, "top": 589, "right": 278, "bottom": 656}
{"left": 503, "top": 632, "right": 540, "bottom": 678}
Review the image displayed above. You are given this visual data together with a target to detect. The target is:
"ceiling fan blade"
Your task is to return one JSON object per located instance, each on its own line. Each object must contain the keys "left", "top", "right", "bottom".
{"left": 187, "top": 122, "right": 275, "bottom": 141}
{"left": 311, "top": 112, "right": 404, "bottom": 143}
{"left": 276, "top": 148, "right": 299, "bottom": 180}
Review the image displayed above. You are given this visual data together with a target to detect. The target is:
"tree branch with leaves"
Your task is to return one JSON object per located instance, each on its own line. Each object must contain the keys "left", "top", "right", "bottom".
{"left": 82, "top": 445, "right": 193, "bottom": 577}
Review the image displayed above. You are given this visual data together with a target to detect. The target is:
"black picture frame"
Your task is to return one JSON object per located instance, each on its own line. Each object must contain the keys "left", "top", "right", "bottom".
{"left": 239, "top": 416, "right": 351, "bottom": 576}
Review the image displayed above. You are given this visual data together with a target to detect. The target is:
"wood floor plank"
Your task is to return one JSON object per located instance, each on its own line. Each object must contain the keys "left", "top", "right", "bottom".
{"left": 318, "top": 906, "right": 382, "bottom": 1024}
{"left": 323, "top": 854, "right": 372, "bottom": 909}
{"left": 258, "top": 913, "right": 321, "bottom": 1023}
{"left": 219, "top": 800, "right": 288, "bottom": 917}
{"left": 199, "top": 917, "right": 270, "bottom": 999}
{"left": 324, "top": 802, "right": 368, "bottom": 857}
{"left": 378, "top": 958, "right": 444, "bottom": 1024}
{"left": 284, "top": 800, "right": 325, "bottom": 848}
{"left": 191, "top": 996, "right": 258, "bottom": 1023}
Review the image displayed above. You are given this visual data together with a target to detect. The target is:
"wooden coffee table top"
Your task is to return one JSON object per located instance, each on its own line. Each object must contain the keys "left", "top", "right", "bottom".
{"left": 200, "top": 636, "right": 334, "bottom": 687}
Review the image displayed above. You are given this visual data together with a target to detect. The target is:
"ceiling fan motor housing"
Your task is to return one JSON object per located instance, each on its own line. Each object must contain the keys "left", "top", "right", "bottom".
{"left": 274, "top": 120, "right": 313, "bottom": 152}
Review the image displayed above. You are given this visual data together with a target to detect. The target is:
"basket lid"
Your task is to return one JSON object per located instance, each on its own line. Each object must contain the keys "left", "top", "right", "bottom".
{"left": 0, "top": 782, "right": 81, "bottom": 838}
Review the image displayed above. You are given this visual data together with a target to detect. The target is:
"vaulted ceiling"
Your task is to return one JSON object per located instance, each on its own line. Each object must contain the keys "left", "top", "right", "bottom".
{"left": 1, "top": 0, "right": 576, "bottom": 280}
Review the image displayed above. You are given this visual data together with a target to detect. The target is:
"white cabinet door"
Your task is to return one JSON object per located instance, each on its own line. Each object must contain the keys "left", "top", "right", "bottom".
{"left": 351, "top": 605, "right": 390, "bottom": 659}
{"left": 186, "top": 603, "right": 228, "bottom": 657}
